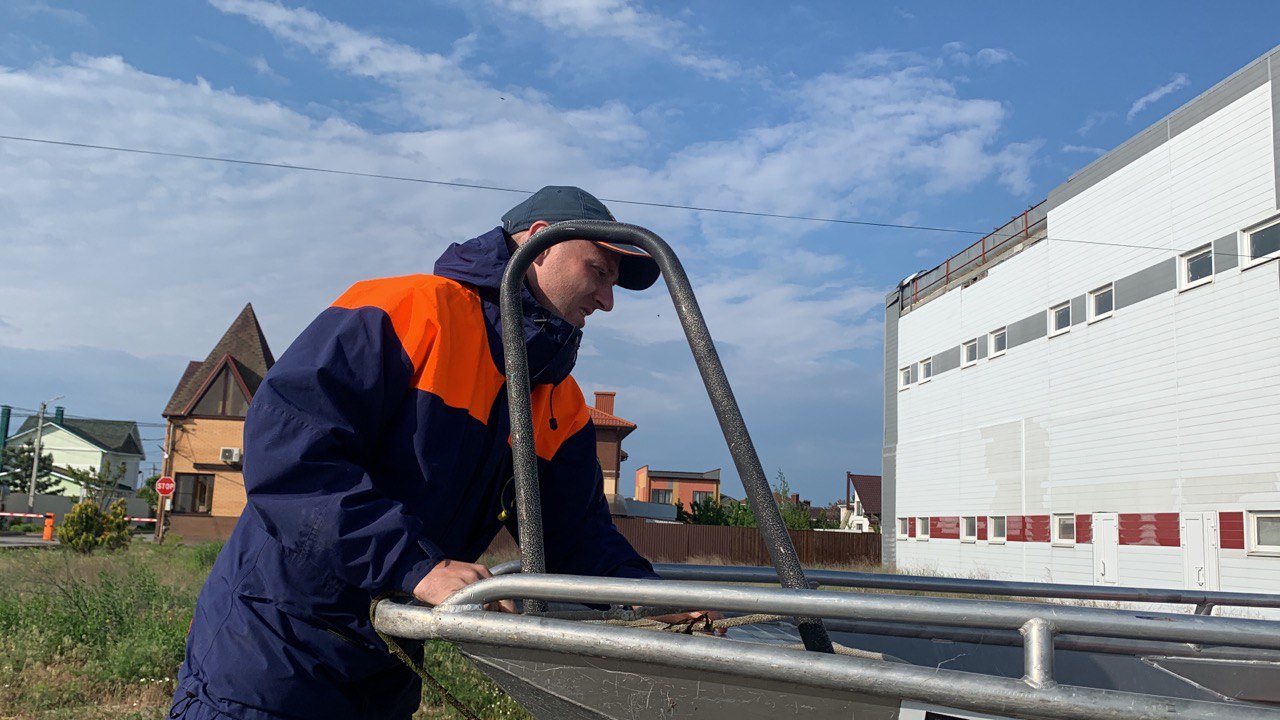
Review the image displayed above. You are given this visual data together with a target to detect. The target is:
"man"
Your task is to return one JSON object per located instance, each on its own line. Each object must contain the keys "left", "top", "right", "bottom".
{"left": 171, "top": 186, "right": 669, "bottom": 720}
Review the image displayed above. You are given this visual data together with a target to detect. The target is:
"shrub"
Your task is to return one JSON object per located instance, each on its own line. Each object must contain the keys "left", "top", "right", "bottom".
{"left": 102, "top": 499, "right": 133, "bottom": 551}
{"left": 59, "top": 501, "right": 107, "bottom": 553}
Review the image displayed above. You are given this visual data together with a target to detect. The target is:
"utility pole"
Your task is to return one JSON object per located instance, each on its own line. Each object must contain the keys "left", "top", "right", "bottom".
{"left": 26, "top": 395, "right": 63, "bottom": 513}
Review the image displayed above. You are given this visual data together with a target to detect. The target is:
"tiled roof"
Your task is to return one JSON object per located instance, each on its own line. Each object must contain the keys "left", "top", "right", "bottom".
{"left": 15, "top": 416, "right": 143, "bottom": 456}
{"left": 848, "top": 473, "right": 882, "bottom": 515}
{"left": 164, "top": 303, "right": 275, "bottom": 417}
{"left": 588, "top": 406, "right": 636, "bottom": 430}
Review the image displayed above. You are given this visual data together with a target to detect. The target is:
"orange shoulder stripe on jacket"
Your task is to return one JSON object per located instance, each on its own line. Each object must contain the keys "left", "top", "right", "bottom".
{"left": 332, "top": 274, "right": 505, "bottom": 424}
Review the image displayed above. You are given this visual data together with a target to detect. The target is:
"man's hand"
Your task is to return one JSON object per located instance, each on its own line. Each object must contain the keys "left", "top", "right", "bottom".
{"left": 645, "top": 610, "right": 727, "bottom": 635}
{"left": 412, "top": 559, "right": 516, "bottom": 613}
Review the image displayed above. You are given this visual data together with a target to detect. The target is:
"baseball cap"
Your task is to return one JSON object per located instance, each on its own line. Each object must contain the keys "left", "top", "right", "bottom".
{"left": 502, "top": 185, "right": 660, "bottom": 291}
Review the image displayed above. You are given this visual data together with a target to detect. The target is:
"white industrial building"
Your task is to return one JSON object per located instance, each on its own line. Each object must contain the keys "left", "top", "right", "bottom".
{"left": 882, "top": 46, "right": 1280, "bottom": 595}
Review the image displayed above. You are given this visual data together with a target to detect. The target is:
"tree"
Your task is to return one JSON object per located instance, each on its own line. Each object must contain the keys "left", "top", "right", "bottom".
{"left": 773, "top": 469, "right": 812, "bottom": 531}
{"left": 64, "top": 459, "right": 128, "bottom": 506}
{"left": 0, "top": 440, "right": 58, "bottom": 494}
{"left": 137, "top": 473, "right": 160, "bottom": 513}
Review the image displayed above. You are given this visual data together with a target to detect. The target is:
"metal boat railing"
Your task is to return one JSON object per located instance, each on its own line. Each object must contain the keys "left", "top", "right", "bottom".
{"left": 375, "top": 573, "right": 1280, "bottom": 719}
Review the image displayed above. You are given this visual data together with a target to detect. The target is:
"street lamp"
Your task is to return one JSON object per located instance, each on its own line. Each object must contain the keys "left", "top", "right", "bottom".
{"left": 27, "top": 395, "right": 64, "bottom": 514}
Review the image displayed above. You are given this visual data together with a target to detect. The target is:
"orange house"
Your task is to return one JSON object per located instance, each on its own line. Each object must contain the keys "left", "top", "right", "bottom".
{"left": 161, "top": 304, "right": 274, "bottom": 541}
{"left": 635, "top": 466, "right": 720, "bottom": 508}
{"left": 588, "top": 391, "right": 636, "bottom": 499}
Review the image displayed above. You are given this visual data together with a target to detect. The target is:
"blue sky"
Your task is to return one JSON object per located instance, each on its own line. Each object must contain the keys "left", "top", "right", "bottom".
{"left": 1, "top": 1, "right": 1277, "bottom": 503}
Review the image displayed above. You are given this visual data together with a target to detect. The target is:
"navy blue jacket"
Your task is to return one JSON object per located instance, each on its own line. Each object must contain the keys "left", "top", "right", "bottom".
{"left": 173, "top": 228, "right": 656, "bottom": 720}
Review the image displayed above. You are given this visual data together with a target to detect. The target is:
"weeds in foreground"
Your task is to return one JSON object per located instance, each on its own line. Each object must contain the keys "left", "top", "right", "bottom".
{"left": 0, "top": 542, "right": 528, "bottom": 720}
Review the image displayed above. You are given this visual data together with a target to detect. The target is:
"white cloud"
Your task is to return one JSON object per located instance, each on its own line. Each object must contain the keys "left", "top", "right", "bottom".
{"left": 942, "top": 42, "right": 1016, "bottom": 68}
{"left": 16, "top": 2, "right": 88, "bottom": 26}
{"left": 1127, "top": 73, "right": 1189, "bottom": 121}
{"left": 1076, "top": 110, "right": 1113, "bottom": 136}
{"left": 1062, "top": 144, "right": 1106, "bottom": 156}
{"left": 485, "top": 0, "right": 740, "bottom": 80}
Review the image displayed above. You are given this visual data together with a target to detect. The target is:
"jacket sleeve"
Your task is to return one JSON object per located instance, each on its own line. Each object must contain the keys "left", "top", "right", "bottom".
{"left": 241, "top": 299, "right": 443, "bottom": 596}
{"left": 538, "top": 419, "right": 659, "bottom": 580}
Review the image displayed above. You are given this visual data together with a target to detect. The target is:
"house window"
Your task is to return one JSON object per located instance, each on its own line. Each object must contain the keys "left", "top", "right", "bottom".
{"left": 1180, "top": 244, "right": 1213, "bottom": 289}
{"left": 899, "top": 366, "right": 912, "bottom": 390}
{"left": 691, "top": 490, "right": 714, "bottom": 505}
{"left": 650, "top": 489, "right": 673, "bottom": 505}
{"left": 192, "top": 367, "right": 250, "bottom": 418}
{"left": 919, "top": 358, "right": 933, "bottom": 383}
{"left": 1246, "top": 217, "right": 1280, "bottom": 264}
{"left": 917, "top": 516, "right": 930, "bottom": 540}
{"left": 989, "top": 327, "right": 1007, "bottom": 358}
{"left": 1049, "top": 302, "right": 1071, "bottom": 337}
{"left": 897, "top": 517, "right": 909, "bottom": 539}
{"left": 1248, "top": 511, "right": 1280, "bottom": 555}
{"left": 1089, "top": 284, "right": 1114, "bottom": 322}
{"left": 989, "top": 515, "right": 1007, "bottom": 544}
{"left": 962, "top": 339, "right": 978, "bottom": 367}
{"left": 173, "top": 473, "right": 213, "bottom": 514}
{"left": 961, "top": 516, "right": 977, "bottom": 542}
{"left": 1052, "top": 514, "right": 1076, "bottom": 546}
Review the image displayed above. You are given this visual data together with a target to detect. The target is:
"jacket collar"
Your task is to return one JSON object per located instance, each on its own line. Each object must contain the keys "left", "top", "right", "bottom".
{"left": 433, "top": 227, "right": 581, "bottom": 385}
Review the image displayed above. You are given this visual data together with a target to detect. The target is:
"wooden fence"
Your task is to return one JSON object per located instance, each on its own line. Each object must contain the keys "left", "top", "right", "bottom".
{"left": 487, "top": 518, "right": 881, "bottom": 568}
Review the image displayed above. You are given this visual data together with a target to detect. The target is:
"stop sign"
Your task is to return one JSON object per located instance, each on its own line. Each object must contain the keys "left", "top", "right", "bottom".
{"left": 156, "top": 476, "right": 176, "bottom": 497}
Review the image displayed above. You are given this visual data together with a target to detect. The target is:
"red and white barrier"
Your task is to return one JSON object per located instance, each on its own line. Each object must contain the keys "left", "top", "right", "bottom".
{"left": 0, "top": 510, "right": 157, "bottom": 522}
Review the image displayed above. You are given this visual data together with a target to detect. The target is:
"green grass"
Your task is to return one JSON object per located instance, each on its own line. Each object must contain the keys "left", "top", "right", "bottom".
{"left": 0, "top": 542, "right": 529, "bottom": 720}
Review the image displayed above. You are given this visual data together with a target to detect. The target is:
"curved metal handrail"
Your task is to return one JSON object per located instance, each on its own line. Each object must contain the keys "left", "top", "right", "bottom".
{"left": 499, "top": 219, "right": 832, "bottom": 652}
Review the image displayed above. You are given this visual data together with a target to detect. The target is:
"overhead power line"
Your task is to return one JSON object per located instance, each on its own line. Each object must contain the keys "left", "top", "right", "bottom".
{"left": 0, "top": 133, "right": 1268, "bottom": 260}
{"left": 0, "top": 133, "right": 983, "bottom": 236}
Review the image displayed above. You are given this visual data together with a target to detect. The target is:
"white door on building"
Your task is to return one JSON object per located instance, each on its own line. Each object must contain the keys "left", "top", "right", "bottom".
{"left": 1181, "top": 512, "right": 1221, "bottom": 591}
{"left": 1093, "top": 513, "right": 1119, "bottom": 586}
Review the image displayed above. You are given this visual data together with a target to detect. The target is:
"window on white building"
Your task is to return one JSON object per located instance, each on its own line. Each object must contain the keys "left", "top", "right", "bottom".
{"left": 1089, "top": 284, "right": 1114, "bottom": 322}
{"left": 961, "top": 516, "right": 977, "bottom": 542}
{"left": 919, "top": 358, "right": 933, "bottom": 383}
{"left": 1049, "top": 302, "right": 1071, "bottom": 337}
{"left": 1246, "top": 217, "right": 1280, "bottom": 265}
{"left": 897, "top": 517, "right": 909, "bottom": 539}
{"left": 1053, "top": 514, "right": 1076, "bottom": 546}
{"left": 1248, "top": 511, "right": 1280, "bottom": 555}
{"left": 917, "top": 516, "right": 930, "bottom": 540}
{"left": 989, "top": 515, "right": 1007, "bottom": 544}
{"left": 962, "top": 339, "right": 978, "bottom": 367}
{"left": 1180, "top": 244, "right": 1213, "bottom": 289}
{"left": 989, "top": 327, "right": 1007, "bottom": 358}
{"left": 899, "top": 366, "right": 912, "bottom": 390}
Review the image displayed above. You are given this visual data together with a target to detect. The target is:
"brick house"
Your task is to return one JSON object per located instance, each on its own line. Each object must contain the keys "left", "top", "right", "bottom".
{"left": 588, "top": 391, "right": 636, "bottom": 498}
{"left": 635, "top": 466, "right": 721, "bottom": 508}
{"left": 161, "top": 304, "right": 274, "bottom": 540}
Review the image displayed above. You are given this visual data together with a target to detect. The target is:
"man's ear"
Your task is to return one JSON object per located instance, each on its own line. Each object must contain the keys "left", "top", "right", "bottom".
{"left": 526, "top": 220, "right": 552, "bottom": 265}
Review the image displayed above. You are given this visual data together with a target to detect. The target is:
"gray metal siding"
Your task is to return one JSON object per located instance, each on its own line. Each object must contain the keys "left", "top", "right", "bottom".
{"left": 1114, "top": 258, "right": 1176, "bottom": 310}
{"left": 976, "top": 337, "right": 988, "bottom": 360}
{"left": 1048, "top": 122, "right": 1169, "bottom": 211}
{"left": 1169, "top": 60, "right": 1268, "bottom": 137}
{"left": 1273, "top": 54, "right": 1279, "bottom": 211}
{"left": 1070, "top": 295, "right": 1087, "bottom": 325}
{"left": 881, "top": 449, "right": 896, "bottom": 568}
{"left": 883, "top": 298, "right": 900, "bottom": 446}
{"left": 1007, "top": 312, "right": 1047, "bottom": 349}
{"left": 1214, "top": 233, "right": 1239, "bottom": 273}
{"left": 933, "top": 346, "right": 962, "bottom": 375}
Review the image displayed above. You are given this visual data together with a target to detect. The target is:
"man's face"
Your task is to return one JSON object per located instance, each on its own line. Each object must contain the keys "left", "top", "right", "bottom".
{"left": 525, "top": 228, "right": 621, "bottom": 329}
